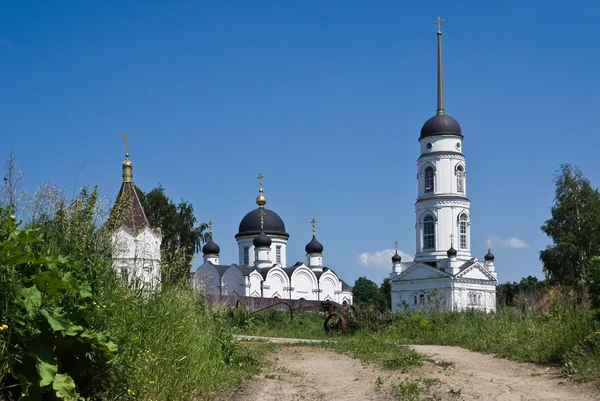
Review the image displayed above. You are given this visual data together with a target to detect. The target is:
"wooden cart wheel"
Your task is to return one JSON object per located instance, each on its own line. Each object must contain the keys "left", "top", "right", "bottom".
{"left": 323, "top": 312, "right": 347, "bottom": 335}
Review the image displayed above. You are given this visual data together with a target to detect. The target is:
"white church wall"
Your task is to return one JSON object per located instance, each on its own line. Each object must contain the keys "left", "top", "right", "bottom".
{"left": 194, "top": 265, "right": 221, "bottom": 295}
{"left": 112, "top": 226, "right": 161, "bottom": 290}
{"left": 237, "top": 236, "right": 288, "bottom": 267}
{"left": 319, "top": 271, "right": 340, "bottom": 302}
{"left": 414, "top": 199, "right": 471, "bottom": 260}
{"left": 249, "top": 271, "right": 263, "bottom": 297}
{"left": 419, "top": 136, "right": 463, "bottom": 155}
{"left": 452, "top": 281, "right": 496, "bottom": 312}
{"left": 265, "top": 267, "right": 289, "bottom": 299}
{"left": 290, "top": 266, "right": 318, "bottom": 300}
{"left": 222, "top": 267, "right": 245, "bottom": 296}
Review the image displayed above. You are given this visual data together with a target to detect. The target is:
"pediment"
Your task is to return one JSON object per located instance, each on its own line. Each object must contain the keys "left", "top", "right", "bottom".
{"left": 456, "top": 263, "right": 497, "bottom": 281}
{"left": 393, "top": 263, "right": 451, "bottom": 282}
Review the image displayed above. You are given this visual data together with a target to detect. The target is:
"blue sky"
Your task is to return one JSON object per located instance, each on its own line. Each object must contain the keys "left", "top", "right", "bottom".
{"left": 2, "top": 0, "right": 600, "bottom": 286}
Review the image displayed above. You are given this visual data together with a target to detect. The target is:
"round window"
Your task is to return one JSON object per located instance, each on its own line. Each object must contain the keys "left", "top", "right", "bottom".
{"left": 426, "top": 143, "right": 432, "bottom": 150}
{"left": 456, "top": 142, "right": 461, "bottom": 150}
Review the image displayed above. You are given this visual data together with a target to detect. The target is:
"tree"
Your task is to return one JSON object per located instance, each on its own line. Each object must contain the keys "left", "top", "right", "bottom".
{"left": 540, "top": 164, "right": 600, "bottom": 294}
{"left": 352, "top": 276, "right": 380, "bottom": 307}
{"left": 587, "top": 257, "right": 600, "bottom": 310}
{"left": 378, "top": 278, "right": 392, "bottom": 311}
{"left": 136, "top": 185, "right": 208, "bottom": 286}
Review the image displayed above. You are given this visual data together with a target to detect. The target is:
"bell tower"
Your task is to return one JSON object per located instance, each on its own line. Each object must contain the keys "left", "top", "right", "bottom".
{"left": 414, "top": 17, "right": 471, "bottom": 262}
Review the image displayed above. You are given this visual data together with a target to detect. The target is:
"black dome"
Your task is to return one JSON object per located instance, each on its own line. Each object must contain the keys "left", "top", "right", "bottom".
{"left": 253, "top": 230, "right": 272, "bottom": 248}
{"left": 305, "top": 235, "right": 324, "bottom": 254}
{"left": 202, "top": 237, "right": 220, "bottom": 255}
{"left": 447, "top": 246, "right": 457, "bottom": 258}
{"left": 236, "top": 208, "right": 289, "bottom": 239}
{"left": 392, "top": 252, "right": 402, "bottom": 263}
{"left": 420, "top": 114, "right": 462, "bottom": 139}
{"left": 484, "top": 249, "right": 495, "bottom": 261}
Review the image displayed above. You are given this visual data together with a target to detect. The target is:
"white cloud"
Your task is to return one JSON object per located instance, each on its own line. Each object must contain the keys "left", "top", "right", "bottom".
{"left": 489, "top": 236, "right": 529, "bottom": 249}
{"left": 358, "top": 248, "right": 413, "bottom": 269}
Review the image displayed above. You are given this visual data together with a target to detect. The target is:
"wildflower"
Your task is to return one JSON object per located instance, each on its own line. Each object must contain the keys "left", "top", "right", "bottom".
{"left": 0, "top": 324, "right": 8, "bottom": 331}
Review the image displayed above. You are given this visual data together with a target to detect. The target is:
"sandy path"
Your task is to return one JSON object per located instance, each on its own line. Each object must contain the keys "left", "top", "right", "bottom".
{"left": 230, "top": 346, "right": 395, "bottom": 401}
{"left": 410, "top": 344, "right": 598, "bottom": 400}
{"left": 228, "top": 342, "right": 598, "bottom": 401}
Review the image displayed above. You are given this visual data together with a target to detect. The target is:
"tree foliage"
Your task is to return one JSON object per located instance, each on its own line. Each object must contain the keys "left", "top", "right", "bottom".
{"left": 136, "top": 185, "right": 208, "bottom": 286}
{"left": 378, "top": 278, "right": 392, "bottom": 311}
{"left": 540, "top": 164, "right": 600, "bottom": 288}
{"left": 352, "top": 277, "right": 394, "bottom": 310}
{"left": 352, "top": 277, "right": 379, "bottom": 307}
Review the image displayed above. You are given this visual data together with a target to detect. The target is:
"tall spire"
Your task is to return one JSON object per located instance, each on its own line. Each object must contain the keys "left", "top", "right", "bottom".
{"left": 256, "top": 172, "right": 267, "bottom": 208}
{"left": 120, "top": 133, "right": 133, "bottom": 183}
{"left": 434, "top": 16, "right": 445, "bottom": 116}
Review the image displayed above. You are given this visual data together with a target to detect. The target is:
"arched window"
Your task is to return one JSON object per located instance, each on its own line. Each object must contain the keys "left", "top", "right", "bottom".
{"left": 456, "top": 165, "right": 464, "bottom": 193}
{"left": 459, "top": 214, "right": 468, "bottom": 249}
{"left": 423, "top": 215, "right": 435, "bottom": 249}
{"left": 419, "top": 293, "right": 425, "bottom": 305}
{"left": 412, "top": 294, "right": 417, "bottom": 305}
{"left": 424, "top": 166, "right": 434, "bottom": 193}
{"left": 468, "top": 291, "right": 481, "bottom": 305}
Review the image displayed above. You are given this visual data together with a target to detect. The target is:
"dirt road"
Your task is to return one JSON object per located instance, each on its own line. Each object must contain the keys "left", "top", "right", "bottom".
{"left": 230, "top": 342, "right": 598, "bottom": 400}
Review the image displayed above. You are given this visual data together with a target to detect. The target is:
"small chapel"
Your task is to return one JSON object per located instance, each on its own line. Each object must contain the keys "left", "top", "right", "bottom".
{"left": 389, "top": 18, "right": 498, "bottom": 312}
{"left": 193, "top": 174, "right": 353, "bottom": 304}
{"left": 108, "top": 149, "right": 162, "bottom": 290}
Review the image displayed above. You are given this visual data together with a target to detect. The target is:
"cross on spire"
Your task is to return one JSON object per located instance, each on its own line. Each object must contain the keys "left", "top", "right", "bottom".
{"left": 257, "top": 172, "right": 264, "bottom": 190}
{"left": 487, "top": 239, "right": 492, "bottom": 250}
{"left": 311, "top": 218, "right": 317, "bottom": 234}
{"left": 394, "top": 240, "right": 399, "bottom": 253}
{"left": 434, "top": 16, "right": 444, "bottom": 33}
{"left": 449, "top": 233, "right": 454, "bottom": 246}
{"left": 208, "top": 220, "right": 213, "bottom": 235}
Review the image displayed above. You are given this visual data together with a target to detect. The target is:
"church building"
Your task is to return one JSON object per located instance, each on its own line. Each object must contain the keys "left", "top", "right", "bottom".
{"left": 390, "top": 18, "right": 498, "bottom": 312}
{"left": 108, "top": 150, "right": 162, "bottom": 291}
{"left": 193, "top": 174, "right": 353, "bottom": 304}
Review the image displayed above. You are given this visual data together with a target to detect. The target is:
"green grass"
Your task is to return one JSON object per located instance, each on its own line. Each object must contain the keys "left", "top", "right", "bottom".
{"left": 102, "top": 286, "right": 261, "bottom": 400}
{"left": 385, "top": 308, "right": 600, "bottom": 381}
{"left": 324, "top": 330, "right": 426, "bottom": 372}
{"left": 234, "top": 309, "right": 328, "bottom": 339}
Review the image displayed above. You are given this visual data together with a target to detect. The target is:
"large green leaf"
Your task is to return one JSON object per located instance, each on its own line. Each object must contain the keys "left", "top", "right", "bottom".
{"left": 53, "top": 373, "right": 78, "bottom": 400}
{"left": 41, "top": 308, "right": 69, "bottom": 331}
{"left": 36, "top": 358, "right": 57, "bottom": 387}
{"left": 18, "top": 286, "right": 42, "bottom": 312}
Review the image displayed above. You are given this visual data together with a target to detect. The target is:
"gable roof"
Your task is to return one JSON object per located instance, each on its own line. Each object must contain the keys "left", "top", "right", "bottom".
{"left": 455, "top": 261, "right": 498, "bottom": 281}
{"left": 392, "top": 262, "right": 452, "bottom": 282}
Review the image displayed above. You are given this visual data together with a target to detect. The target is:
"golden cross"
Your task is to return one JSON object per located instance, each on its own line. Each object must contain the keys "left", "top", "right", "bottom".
{"left": 434, "top": 16, "right": 444, "bottom": 33}
{"left": 394, "top": 240, "right": 399, "bottom": 252}
{"left": 209, "top": 220, "right": 213, "bottom": 235}
{"left": 449, "top": 233, "right": 454, "bottom": 246}
{"left": 120, "top": 132, "right": 129, "bottom": 154}
{"left": 487, "top": 239, "right": 492, "bottom": 249}
{"left": 257, "top": 172, "right": 264, "bottom": 189}
{"left": 311, "top": 218, "right": 317, "bottom": 234}
{"left": 259, "top": 208, "right": 265, "bottom": 230}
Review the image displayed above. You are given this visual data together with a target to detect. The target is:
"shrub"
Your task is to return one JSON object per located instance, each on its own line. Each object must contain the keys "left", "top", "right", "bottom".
{"left": 0, "top": 211, "right": 117, "bottom": 400}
